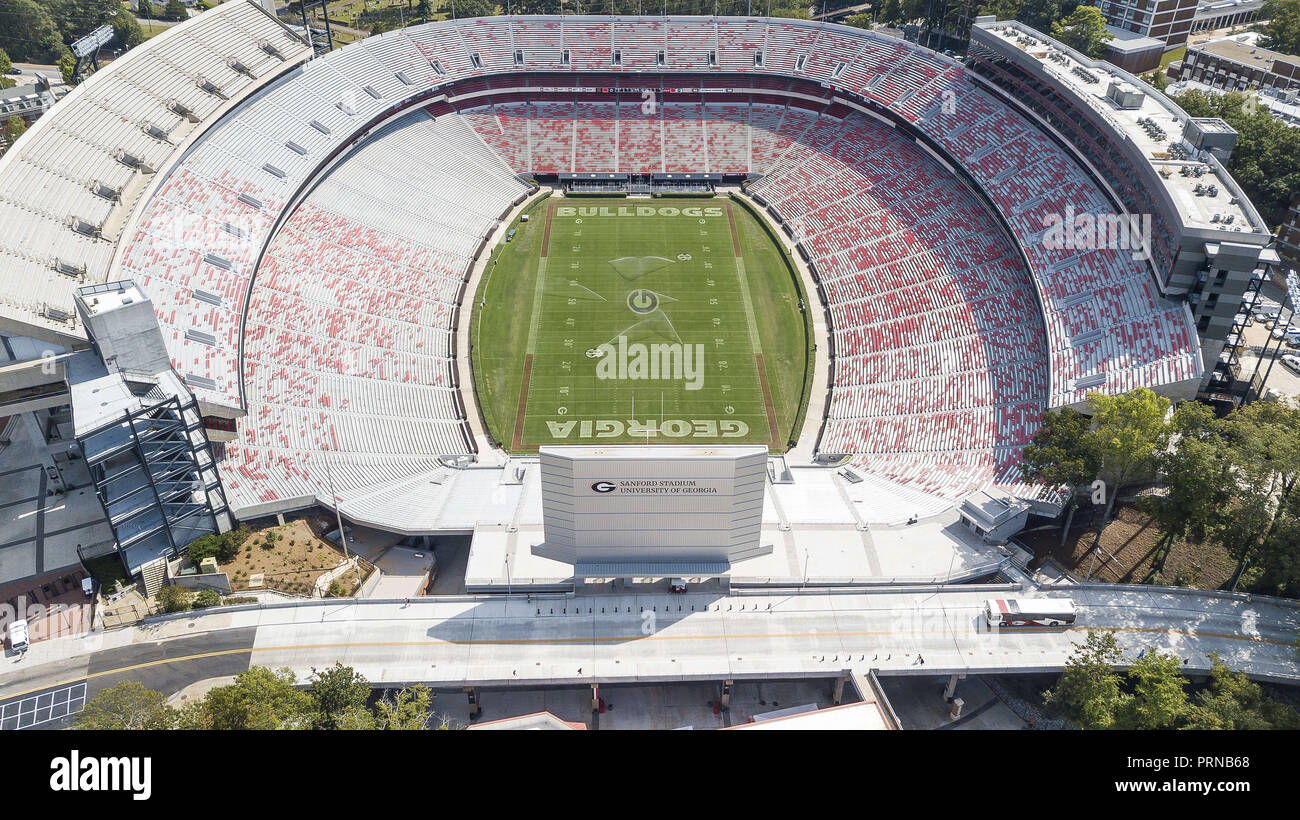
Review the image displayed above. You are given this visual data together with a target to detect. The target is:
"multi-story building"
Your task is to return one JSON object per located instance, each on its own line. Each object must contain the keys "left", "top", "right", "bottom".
{"left": 970, "top": 18, "right": 1280, "bottom": 402}
{"left": 1191, "top": 0, "right": 1264, "bottom": 33}
{"left": 1097, "top": 0, "right": 1200, "bottom": 50}
{"left": 1275, "top": 194, "right": 1300, "bottom": 270}
{"left": 1173, "top": 35, "right": 1300, "bottom": 93}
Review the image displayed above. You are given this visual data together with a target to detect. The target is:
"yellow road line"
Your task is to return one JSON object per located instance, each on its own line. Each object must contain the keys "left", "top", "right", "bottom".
{"left": 2, "top": 623, "right": 1295, "bottom": 702}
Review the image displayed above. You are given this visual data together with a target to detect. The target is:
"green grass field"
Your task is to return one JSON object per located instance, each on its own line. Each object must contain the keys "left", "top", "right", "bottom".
{"left": 471, "top": 195, "right": 811, "bottom": 452}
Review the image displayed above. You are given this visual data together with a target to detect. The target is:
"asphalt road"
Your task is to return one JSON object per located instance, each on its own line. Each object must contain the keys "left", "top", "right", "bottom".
{"left": 2, "top": 585, "right": 1293, "bottom": 713}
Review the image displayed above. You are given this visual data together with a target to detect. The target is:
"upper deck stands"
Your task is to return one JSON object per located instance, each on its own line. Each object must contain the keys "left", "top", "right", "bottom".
{"left": 0, "top": 1, "right": 308, "bottom": 342}
{"left": 12, "top": 11, "right": 1210, "bottom": 518}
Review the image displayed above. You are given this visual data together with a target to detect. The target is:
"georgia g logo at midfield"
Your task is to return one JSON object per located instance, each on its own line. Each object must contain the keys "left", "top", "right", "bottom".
{"left": 591, "top": 481, "right": 617, "bottom": 493}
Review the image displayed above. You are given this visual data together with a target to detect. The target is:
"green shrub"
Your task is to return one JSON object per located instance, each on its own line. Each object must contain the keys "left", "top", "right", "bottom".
{"left": 157, "top": 584, "right": 192, "bottom": 613}
{"left": 326, "top": 580, "right": 346, "bottom": 598}
{"left": 186, "top": 534, "right": 223, "bottom": 565}
{"left": 191, "top": 588, "right": 222, "bottom": 609}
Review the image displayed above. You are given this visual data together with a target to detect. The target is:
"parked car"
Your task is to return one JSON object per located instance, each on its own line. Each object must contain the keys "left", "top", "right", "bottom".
{"left": 1272, "top": 324, "right": 1297, "bottom": 340}
{"left": 1280, "top": 354, "right": 1300, "bottom": 375}
{"left": 1235, "top": 312, "right": 1252, "bottom": 327}
{"left": 6, "top": 67, "right": 20, "bottom": 75}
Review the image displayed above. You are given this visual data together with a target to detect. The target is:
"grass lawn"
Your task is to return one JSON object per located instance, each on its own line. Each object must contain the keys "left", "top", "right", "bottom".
{"left": 1160, "top": 45, "right": 1186, "bottom": 69}
{"left": 471, "top": 195, "right": 811, "bottom": 451}
{"left": 222, "top": 519, "right": 361, "bottom": 596}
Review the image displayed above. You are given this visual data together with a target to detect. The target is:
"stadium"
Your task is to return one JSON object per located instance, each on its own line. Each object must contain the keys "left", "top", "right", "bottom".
{"left": 0, "top": 3, "right": 1278, "bottom": 588}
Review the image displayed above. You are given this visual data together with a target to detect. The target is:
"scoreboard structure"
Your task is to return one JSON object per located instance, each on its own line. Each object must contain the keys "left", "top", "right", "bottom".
{"left": 537, "top": 445, "right": 770, "bottom": 572}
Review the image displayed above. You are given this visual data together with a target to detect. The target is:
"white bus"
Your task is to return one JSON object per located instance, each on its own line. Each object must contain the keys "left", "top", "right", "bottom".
{"left": 984, "top": 598, "right": 1076, "bottom": 627}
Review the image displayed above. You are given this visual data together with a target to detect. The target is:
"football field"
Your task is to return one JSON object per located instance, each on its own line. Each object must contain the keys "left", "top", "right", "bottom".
{"left": 472, "top": 196, "right": 810, "bottom": 452}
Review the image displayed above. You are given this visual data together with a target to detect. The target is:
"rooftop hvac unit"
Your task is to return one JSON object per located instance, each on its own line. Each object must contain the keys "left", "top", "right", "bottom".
{"left": 168, "top": 99, "right": 200, "bottom": 123}
{"left": 196, "top": 76, "right": 228, "bottom": 100}
{"left": 259, "top": 40, "right": 285, "bottom": 60}
{"left": 143, "top": 122, "right": 172, "bottom": 142}
{"left": 115, "top": 150, "right": 154, "bottom": 173}
{"left": 41, "top": 304, "right": 73, "bottom": 324}
{"left": 54, "top": 258, "right": 86, "bottom": 278}
{"left": 228, "top": 58, "right": 256, "bottom": 78}
{"left": 68, "top": 216, "right": 101, "bottom": 238}
{"left": 89, "top": 180, "right": 121, "bottom": 201}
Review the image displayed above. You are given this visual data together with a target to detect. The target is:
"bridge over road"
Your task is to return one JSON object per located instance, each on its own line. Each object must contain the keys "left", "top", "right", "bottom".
{"left": 0, "top": 584, "right": 1297, "bottom": 705}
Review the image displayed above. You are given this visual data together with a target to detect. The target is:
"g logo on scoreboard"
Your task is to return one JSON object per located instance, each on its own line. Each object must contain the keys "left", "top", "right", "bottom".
{"left": 591, "top": 481, "right": 617, "bottom": 493}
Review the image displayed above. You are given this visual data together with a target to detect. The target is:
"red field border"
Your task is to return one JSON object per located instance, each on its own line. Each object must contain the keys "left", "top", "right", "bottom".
{"left": 754, "top": 353, "right": 782, "bottom": 450}
{"left": 511, "top": 354, "right": 534, "bottom": 451}
{"left": 540, "top": 201, "right": 554, "bottom": 258}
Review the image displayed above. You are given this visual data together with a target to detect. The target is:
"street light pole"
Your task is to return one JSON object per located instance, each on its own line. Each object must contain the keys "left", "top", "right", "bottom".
{"left": 323, "top": 448, "right": 349, "bottom": 563}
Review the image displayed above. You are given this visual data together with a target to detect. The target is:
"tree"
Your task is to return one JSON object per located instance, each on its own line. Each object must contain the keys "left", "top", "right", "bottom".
{"left": 76, "top": 681, "right": 177, "bottom": 730}
{"left": 198, "top": 666, "right": 316, "bottom": 730}
{"left": 770, "top": 5, "right": 811, "bottom": 19}
{"left": 1183, "top": 653, "right": 1300, "bottom": 729}
{"left": 1169, "top": 89, "right": 1300, "bottom": 225}
{"left": 331, "top": 704, "right": 378, "bottom": 729}
{"left": 1051, "top": 5, "right": 1113, "bottom": 58}
{"left": 1259, "top": 0, "right": 1300, "bottom": 56}
{"left": 448, "top": 0, "right": 492, "bottom": 17}
{"left": 1215, "top": 399, "right": 1300, "bottom": 591}
{"left": 375, "top": 684, "right": 434, "bottom": 730}
{"left": 59, "top": 52, "right": 77, "bottom": 85}
{"left": 1086, "top": 387, "right": 1171, "bottom": 524}
{"left": 138, "top": 0, "right": 154, "bottom": 18}
{"left": 1140, "top": 402, "right": 1231, "bottom": 579}
{"left": 0, "top": 0, "right": 68, "bottom": 63}
{"left": 310, "top": 662, "right": 371, "bottom": 729}
{"left": 980, "top": 0, "right": 1062, "bottom": 34}
{"left": 1044, "top": 630, "right": 1124, "bottom": 728}
{"left": 1115, "top": 650, "right": 1189, "bottom": 729}
{"left": 112, "top": 7, "right": 144, "bottom": 50}
{"left": 164, "top": 0, "right": 188, "bottom": 21}
{"left": 1142, "top": 70, "right": 1168, "bottom": 92}
{"left": 1020, "top": 406, "right": 1102, "bottom": 546}
{"left": 844, "top": 12, "right": 872, "bottom": 28}
{"left": 0, "top": 48, "right": 11, "bottom": 91}
{"left": 879, "top": 0, "right": 903, "bottom": 25}
{"left": 2, "top": 115, "right": 26, "bottom": 153}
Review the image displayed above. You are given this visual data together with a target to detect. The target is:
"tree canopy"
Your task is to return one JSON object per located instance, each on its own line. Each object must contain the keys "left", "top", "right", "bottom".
{"left": 1259, "top": 0, "right": 1300, "bottom": 56}
{"left": 1050, "top": 5, "right": 1113, "bottom": 58}
{"left": 1047, "top": 640, "right": 1300, "bottom": 729}
{"left": 77, "top": 664, "right": 443, "bottom": 730}
{"left": 0, "top": 0, "right": 68, "bottom": 63}
{"left": 1170, "top": 88, "right": 1300, "bottom": 225}
{"left": 75, "top": 681, "right": 178, "bottom": 730}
